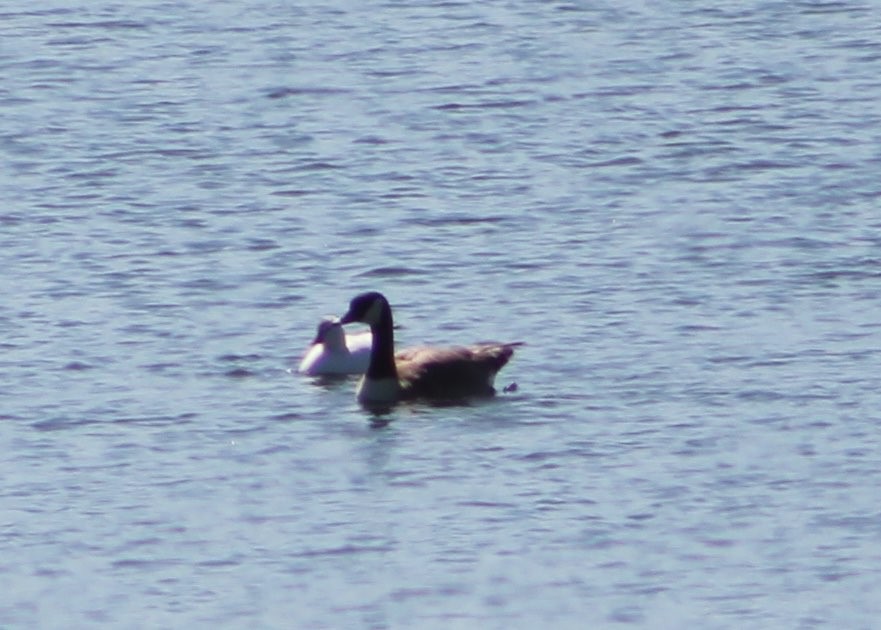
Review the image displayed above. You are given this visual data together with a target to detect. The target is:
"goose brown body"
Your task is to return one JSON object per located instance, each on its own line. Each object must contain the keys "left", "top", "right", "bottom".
{"left": 339, "top": 291, "right": 521, "bottom": 405}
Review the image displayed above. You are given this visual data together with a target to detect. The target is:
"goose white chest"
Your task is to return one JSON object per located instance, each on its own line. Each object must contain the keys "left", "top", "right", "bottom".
{"left": 356, "top": 376, "right": 400, "bottom": 404}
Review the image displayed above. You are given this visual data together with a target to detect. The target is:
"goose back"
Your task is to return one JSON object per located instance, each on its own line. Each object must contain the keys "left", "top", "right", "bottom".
{"left": 395, "top": 343, "right": 520, "bottom": 399}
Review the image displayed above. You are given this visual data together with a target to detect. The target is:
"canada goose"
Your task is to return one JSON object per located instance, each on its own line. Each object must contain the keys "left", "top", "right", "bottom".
{"left": 339, "top": 291, "right": 521, "bottom": 405}
{"left": 298, "top": 317, "right": 372, "bottom": 375}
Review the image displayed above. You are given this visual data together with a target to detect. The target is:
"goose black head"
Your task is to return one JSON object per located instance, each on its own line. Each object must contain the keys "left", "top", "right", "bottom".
{"left": 340, "top": 291, "right": 389, "bottom": 327}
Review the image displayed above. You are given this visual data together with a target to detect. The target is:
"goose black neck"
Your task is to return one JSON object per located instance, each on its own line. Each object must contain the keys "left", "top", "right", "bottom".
{"left": 367, "top": 303, "right": 397, "bottom": 380}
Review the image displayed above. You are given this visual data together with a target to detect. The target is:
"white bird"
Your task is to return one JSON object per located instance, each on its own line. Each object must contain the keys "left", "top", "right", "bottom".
{"left": 297, "top": 317, "right": 372, "bottom": 376}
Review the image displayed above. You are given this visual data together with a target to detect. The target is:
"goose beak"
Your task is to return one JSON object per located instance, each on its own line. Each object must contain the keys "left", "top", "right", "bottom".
{"left": 339, "top": 310, "right": 355, "bottom": 325}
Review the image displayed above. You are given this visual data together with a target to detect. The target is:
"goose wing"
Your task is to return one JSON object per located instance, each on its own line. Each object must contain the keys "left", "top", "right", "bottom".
{"left": 395, "top": 342, "right": 521, "bottom": 399}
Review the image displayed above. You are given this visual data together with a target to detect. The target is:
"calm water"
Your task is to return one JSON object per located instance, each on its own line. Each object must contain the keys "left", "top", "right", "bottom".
{"left": 3, "top": 1, "right": 881, "bottom": 627}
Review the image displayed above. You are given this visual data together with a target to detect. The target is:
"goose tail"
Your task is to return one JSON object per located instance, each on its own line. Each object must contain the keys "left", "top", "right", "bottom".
{"left": 474, "top": 341, "right": 524, "bottom": 371}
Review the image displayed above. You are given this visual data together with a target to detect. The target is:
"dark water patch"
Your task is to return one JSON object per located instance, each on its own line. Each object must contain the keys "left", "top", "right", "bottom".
{"left": 375, "top": 188, "right": 429, "bottom": 200}
{"left": 812, "top": 513, "right": 881, "bottom": 534}
{"left": 575, "top": 84, "right": 656, "bottom": 98}
{"left": 515, "top": 448, "right": 594, "bottom": 463}
{"left": 433, "top": 98, "right": 538, "bottom": 111}
{"left": 177, "top": 277, "right": 237, "bottom": 292}
{"left": 268, "top": 411, "right": 304, "bottom": 422}
{"left": 707, "top": 354, "right": 755, "bottom": 366}
{"left": 808, "top": 267, "right": 881, "bottom": 283}
{"left": 735, "top": 389, "right": 791, "bottom": 403}
{"left": 456, "top": 500, "right": 518, "bottom": 509}
{"left": 271, "top": 188, "right": 314, "bottom": 197}
{"left": 743, "top": 353, "right": 802, "bottom": 368}
{"left": 47, "top": 19, "right": 151, "bottom": 30}
{"left": 218, "top": 354, "right": 263, "bottom": 363}
{"left": 292, "top": 160, "right": 343, "bottom": 171}
{"left": 31, "top": 415, "right": 105, "bottom": 432}
{"left": 291, "top": 544, "right": 395, "bottom": 558}
{"left": 217, "top": 354, "right": 264, "bottom": 379}
{"left": 265, "top": 86, "right": 353, "bottom": 99}
{"left": 676, "top": 324, "right": 723, "bottom": 334}
{"left": 800, "top": 2, "right": 868, "bottom": 16}
{"left": 411, "top": 215, "right": 509, "bottom": 227}
{"left": 339, "top": 224, "right": 382, "bottom": 237}
{"left": 357, "top": 266, "right": 427, "bottom": 278}
{"left": 153, "top": 147, "right": 214, "bottom": 160}
{"left": 586, "top": 156, "right": 643, "bottom": 168}
{"left": 353, "top": 135, "right": 390, "bottom": 145}
{"left": 113, "top": 413, "right": 198, "bottom": 426}
{"left": 196, "top": 557, "right": 242, "bottom": 568}
{"left": 225, "top": 367, "right": 255, "bottom": 378}
{"left": 63, "top": 361, "right": 94, "bottom": 371}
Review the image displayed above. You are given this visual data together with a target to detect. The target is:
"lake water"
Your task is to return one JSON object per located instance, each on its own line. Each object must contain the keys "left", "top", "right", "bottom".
{"left": 3, "top": 1, "right": 881, "bottom": 627}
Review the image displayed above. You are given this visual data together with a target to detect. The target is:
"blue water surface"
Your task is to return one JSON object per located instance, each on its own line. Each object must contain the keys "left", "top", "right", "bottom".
{"left": 2, "top": 1, "right": 881, "bottom": 627}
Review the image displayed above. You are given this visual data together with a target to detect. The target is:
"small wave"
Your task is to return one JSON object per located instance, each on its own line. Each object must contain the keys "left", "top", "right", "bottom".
{"left": 265, "top": 86, "right": 352, "bottom": 99}
{"left": 225, "top": 368, "right": 255, "bottom": 378}
{"left": 63, "top": 361, "right": 94, "bottom": 371}
{"left": 412, "top": 215, "right": 508, "bottom": 227}
{"left": 357, "top": 266, "right": 426, "bottom": 278}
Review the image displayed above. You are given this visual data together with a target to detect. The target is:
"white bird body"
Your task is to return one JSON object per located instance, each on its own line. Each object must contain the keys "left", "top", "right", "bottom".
{"left": 298, "top": 317, "right": 373, "bottom": 376}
